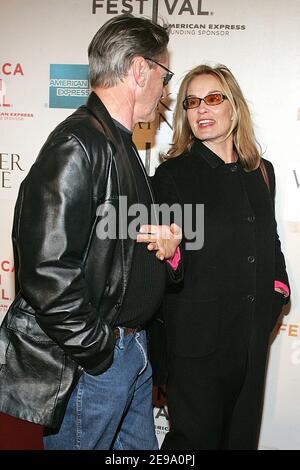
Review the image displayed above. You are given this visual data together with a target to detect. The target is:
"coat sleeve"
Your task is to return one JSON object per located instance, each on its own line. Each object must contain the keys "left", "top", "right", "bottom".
{"left": 151, "top": 162, "right": 184, "bottom": 286}
{"left": 264, "top": 159, "right": 290, "bottom": 304}
{"left": 148, "top": 163, "right": 184, "bottom": 386}
{"left": 13, "top": 135, "right": 115, "bottom": 374}
{"left": 151, "top": 162, "right": 182, "bottom": 210}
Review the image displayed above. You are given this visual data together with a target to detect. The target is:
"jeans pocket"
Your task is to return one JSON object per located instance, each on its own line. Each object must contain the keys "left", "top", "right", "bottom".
{"left": 135, "top": 331, "right": 148, "bottom": 375}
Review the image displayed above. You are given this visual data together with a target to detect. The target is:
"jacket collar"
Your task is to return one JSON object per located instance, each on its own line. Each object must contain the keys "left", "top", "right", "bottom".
{"left": 85, "top": 91, "right": 137, "bottom": 202}
{"left": 86, "top": 91, "right": 124, "bottom": 148}
{"left": 85, "top": 91, "right": 138, "bottom": 303}
{"left": 190, "top": 139, "right": 225, "bottom": 169}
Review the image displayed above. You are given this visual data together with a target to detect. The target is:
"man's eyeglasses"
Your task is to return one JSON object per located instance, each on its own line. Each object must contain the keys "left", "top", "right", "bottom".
{"left": 144, "top": 57, "right": 174, "bottom": 87}
{"left": 183, "top": 92, "right": 227, "bottom": 110}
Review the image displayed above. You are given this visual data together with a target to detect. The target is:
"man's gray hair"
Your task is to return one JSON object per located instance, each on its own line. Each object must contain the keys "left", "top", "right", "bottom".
{"left": 88, "top": 14, "right": 169, "bottom": 88}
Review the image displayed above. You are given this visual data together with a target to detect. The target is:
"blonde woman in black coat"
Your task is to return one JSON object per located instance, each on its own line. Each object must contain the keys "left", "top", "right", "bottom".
{"left": 151, "top": 64, "right": 290, "bottom": 450}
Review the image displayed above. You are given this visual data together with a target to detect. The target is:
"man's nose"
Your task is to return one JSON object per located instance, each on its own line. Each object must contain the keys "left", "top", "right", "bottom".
{"left": 161, "top": 87, "right": 167, "bottom": 99}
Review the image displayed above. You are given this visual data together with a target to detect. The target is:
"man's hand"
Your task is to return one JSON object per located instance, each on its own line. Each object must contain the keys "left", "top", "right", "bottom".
{"left": 136, "top": 223, "right": 182, "bottom": 261}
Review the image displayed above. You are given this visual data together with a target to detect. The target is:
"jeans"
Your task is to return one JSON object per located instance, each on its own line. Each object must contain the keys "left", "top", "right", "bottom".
{"left": 44, "top": 329, "right": 158, "bottom": 450}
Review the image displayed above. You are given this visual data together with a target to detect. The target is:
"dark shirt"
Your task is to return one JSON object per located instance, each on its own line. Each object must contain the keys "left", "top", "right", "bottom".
{"left": 114, "top": 121, "right": 166, "bottom": 328}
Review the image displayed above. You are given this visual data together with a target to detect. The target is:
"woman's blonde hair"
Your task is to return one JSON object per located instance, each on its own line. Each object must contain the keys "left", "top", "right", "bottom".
{"left": 166, "top": 64, "right": 261, "bottom": 171}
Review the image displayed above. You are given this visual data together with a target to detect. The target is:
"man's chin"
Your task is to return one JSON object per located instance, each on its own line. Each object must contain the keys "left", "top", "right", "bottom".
{"left": 139, "top": 112, "right": 156, "bottom": 124}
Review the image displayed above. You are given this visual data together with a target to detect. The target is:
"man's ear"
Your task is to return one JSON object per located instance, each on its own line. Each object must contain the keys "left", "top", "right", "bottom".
{"left": 132, "top": 56, "right": 147, "bottom": 87}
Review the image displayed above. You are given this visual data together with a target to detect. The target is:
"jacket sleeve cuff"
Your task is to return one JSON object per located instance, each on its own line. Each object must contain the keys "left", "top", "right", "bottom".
{"left": 274, "top": 280, "right": 290, "bottom": 298}
{"left": 166, "top": 246, "right": 181, "bottom": 270}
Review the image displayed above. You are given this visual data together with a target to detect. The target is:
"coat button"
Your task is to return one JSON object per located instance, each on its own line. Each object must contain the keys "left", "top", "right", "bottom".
{"left": 247, "top": 216, "right": 255, "bottom": 223}
{"left": 231, "top": 164, "right": 238, "bottom": 172}
{"left": 114, "top": 302, "right": 121, "bottom": 310}
{"left": 247, "top": 255, "right": 255, "bottom": 263}
{"left": 247, "top": 295, "right": 255, "bottom": 302}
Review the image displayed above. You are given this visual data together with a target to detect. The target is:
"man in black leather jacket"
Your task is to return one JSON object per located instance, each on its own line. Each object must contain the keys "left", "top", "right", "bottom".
{"left": 0, "top": 14, "right": 182, "bottom": 450}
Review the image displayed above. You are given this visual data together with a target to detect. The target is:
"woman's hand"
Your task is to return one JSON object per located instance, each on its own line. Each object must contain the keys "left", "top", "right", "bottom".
{"left": 137, "top": 223, "right": 182, "bottom": 261}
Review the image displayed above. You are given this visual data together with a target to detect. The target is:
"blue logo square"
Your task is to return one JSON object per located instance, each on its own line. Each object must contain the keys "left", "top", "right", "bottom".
{"left": 49, "top": 64, "right": 89, "bottom": 109}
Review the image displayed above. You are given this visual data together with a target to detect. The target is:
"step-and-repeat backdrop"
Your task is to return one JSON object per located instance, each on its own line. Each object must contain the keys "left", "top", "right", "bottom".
{"left": 1, "top": 0, "right": 299, "bottom": 450}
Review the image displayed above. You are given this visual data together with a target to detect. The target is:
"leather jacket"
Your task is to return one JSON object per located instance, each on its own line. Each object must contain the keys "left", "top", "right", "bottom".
{"left": 0, "top": 92, "right": 177, "bottom": 429}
